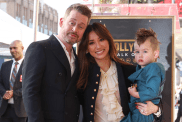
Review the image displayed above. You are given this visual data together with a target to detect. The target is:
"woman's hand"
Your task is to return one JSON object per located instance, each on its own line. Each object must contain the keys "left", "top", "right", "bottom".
{"left": 136, "top": 101, "right": 159, "bottom": 116}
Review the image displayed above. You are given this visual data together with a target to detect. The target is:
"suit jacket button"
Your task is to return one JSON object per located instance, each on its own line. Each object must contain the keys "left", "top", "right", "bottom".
{"left": 90, "top": 113, "right": 93, "bottom": 115}
{"left": 94, "top": 89, "right": 96, "bottom": 92}
{"left": 96, "top": 81, "right": 98, "bottom": 84}
{"left": 59, "top": 73, "right": 62, "bottom": 76}
{"left": 96, "top": 74, "right": 99, "bottom": 77}
{"left": 92, "top": 97, "right": 94, "bottom": 99}
{"left": 91, "top": 105, "right": 93, "bottom": 108}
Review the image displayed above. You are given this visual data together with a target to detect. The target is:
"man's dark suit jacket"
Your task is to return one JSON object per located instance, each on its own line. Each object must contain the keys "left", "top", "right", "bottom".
{"left": 0, "top": 60, "right": 27, "bottom": 117}
{"left": 22, "top": 35, "right": 80, "bottom": 122}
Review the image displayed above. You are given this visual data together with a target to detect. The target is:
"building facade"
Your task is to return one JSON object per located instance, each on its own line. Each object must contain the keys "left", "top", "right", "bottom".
{"left": 0, "top": 0, "right": 58, "bottom": 36}
{"left": 0, "top": 42, "right": 12, "bottom": 68}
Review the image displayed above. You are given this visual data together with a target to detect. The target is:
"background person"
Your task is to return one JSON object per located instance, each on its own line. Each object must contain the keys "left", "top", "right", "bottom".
{"left": 175, "top": 86, "right": 182, "bottom": 122}
{"left": 0, "top": 40, "right": 27, "bottom": 122}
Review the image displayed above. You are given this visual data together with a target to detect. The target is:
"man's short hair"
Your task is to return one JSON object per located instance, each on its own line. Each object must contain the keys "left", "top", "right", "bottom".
{"left": 64, "top": 3, "right": 92, "bottom": 24}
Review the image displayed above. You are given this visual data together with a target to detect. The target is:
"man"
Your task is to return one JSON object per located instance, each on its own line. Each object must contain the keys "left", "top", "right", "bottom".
{"left": 22, "top": 3, "right": 92, "bottom": 122}
{"left": 0, "top": 40, "right": 27, "bottom": 122}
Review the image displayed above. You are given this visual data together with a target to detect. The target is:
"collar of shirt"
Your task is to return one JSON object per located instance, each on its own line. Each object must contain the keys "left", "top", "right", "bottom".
{"left": 53, "top": 34, "right": 75, "bottom": 60}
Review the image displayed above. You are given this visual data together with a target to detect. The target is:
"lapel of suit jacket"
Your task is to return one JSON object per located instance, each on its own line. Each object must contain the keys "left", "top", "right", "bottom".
{"left": 6, "top": 60, "right": 13, "bottom": 90}
{"left": 65, "top": 49, "right": 78, "bottom": 92}
{"left": 49, "top": 35, "right": 71, "bottom": 80}
{"left": 72, "top": 48, "right": 78, "bottom": 77}
{"left": 128, "top": 65, "right": 143, "bottom": 84}
{"left": 115, "top": 62, "right": 129, "bottom": 111}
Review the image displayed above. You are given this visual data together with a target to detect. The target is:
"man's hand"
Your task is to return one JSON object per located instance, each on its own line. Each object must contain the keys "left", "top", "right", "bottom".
{"left": 136, "top": 101, "right": 159, "bottom": 116}
{"left": 3, "top": 90, "right": 13, "bottom": 100}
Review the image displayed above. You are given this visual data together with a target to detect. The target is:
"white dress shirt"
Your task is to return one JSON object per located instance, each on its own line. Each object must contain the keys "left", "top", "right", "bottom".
{"left": 94, "top": 61, "right": 124, "bottom": 122}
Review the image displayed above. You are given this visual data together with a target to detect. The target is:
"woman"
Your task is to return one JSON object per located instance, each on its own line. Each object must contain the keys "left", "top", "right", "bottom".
{"left": 77, "top": 22, "right": 160, "bottom": 122}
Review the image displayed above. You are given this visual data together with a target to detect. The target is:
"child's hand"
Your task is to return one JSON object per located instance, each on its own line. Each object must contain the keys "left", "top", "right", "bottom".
{"left": 128, "top": 86, "right": 137, "bottom": 96}
{"left": 128, "top": 84, "right": 140, "bottom": 98}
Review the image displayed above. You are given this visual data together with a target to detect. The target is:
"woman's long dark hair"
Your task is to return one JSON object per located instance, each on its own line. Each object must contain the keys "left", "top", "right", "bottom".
{"left": 77, "top": 22, "right": 130, "bottom": 90}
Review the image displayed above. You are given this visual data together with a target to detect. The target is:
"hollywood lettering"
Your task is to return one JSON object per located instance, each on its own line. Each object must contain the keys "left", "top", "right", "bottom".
{"left": 115, "top": 42, "right": 135, "bottom": 57}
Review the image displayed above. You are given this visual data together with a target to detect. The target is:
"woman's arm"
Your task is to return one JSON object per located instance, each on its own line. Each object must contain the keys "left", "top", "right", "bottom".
{"left": 136, "top": 101, "right": 159, "bottom": 115}
{"left": 136, "top": 100, "right": 162, "bottom": 121}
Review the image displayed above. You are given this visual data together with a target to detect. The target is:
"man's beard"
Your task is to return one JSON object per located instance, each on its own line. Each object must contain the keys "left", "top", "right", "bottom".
{"left": 11, "top": 53, "right": 16, "bottom": 58}
{"left": 11, "top": 53, "right": 20, "bottom": 60}
{"left": 63, "top": 32, "right": 79, "bottom": 45}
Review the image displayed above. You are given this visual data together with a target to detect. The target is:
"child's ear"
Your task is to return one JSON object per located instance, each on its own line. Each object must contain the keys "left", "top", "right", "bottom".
{"left": 154, "top": 50, "right": 159, "bottom": 59}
